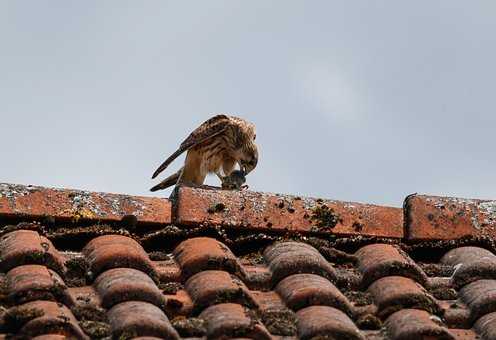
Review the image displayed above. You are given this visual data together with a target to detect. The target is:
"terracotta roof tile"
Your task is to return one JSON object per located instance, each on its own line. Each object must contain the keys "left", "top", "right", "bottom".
{"left": 184, "top": 270, "right": 257, "bottom": 312}
{"left": 355, "top": 244, "right": 427, "bottom": 288}
{"left": 263, "top": 241, "right": 337, "bottom": 283}
{"left": 107, "top": 301, "right": 179, "bottom": 339}
{"left": 199, "top": 303, "right": 272, "bottom": 339}
{"left": 4, "top": 300, "right": 88, "bottom": 339}
{"left": 0, "top": 183, "right": 171, "bottom": 226}
{"left": 93, "top": 268, "right": 166, "bottom": 310}
{"left": 405, "top": 194, "right": 496, "bottom": 241}
{"left": 460, "top": 279, "right": 496, "bottom": 322}
{"left": 6, "top": 264, "right": 74, "bottom": 306}
{"left": 275, "top": 273, "right": 353, "bottom": 315}
{"left": 384, "top": 309, "right": 455, "bottom": 340}
{"left": 296, "top": 305, "right": 364, "bottom": 340}
{"left": 2, "top": 183, "right": 496, "bottom": 339}
{"left": 174, "top": 186, "right": 404, "bottom": 238}
{"left": 474, "top": 312, "right": 496, "bottom": 339}
{"left": 82, "top": 234, "right": 156, "bottom": 278}
{"left": 367, "top": 276, "right": 440, "bottom": 318}
{"left": 441, "top": 246, "right": 496, "bottom": 288}
{"left": 173, "top": 237, "right": 243, "bottom": 279}
{"left": 0, "top": 230, "right": 65, "bottom": 274}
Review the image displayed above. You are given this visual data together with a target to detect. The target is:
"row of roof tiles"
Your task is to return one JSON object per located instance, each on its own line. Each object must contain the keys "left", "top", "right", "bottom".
{"left": 1, "top": 183, "right": 496, "bottom": 241}
{"left": 1, "top": 228, "right": 496, "bottom": 339}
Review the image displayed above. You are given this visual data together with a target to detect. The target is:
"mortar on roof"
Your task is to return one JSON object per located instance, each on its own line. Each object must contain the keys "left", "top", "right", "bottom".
{"left": 3, "top": 306, "right": 45, "bottom": 331}
{"left": 171, "top": 316, "right": 206, "bottom": 337}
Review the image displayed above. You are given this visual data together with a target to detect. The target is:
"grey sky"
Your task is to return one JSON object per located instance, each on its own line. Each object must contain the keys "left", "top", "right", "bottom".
{"left": 1, "top": 1, "right": 495, "bottom": 206}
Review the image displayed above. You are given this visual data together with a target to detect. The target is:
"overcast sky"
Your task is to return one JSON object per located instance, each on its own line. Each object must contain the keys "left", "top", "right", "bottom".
{"left": 1, "top": 1, "right": 495, "bottom": 206}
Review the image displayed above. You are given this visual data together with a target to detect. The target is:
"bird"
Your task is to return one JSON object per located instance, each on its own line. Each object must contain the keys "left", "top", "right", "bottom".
{"left": 150, "top": 114, "right": 258, "bottom": 192}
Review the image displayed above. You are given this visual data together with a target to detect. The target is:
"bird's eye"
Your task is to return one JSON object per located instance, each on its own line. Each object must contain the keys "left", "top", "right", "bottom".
{"left": 253, "top": 134, "right": 256, "bottom": 140}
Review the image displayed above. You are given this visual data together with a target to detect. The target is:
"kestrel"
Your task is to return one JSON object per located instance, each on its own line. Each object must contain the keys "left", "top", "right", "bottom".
{"left": 150, "top": 114, "right": 258, "bottom": 191}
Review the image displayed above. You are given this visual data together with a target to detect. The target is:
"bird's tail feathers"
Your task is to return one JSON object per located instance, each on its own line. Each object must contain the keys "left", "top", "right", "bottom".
{"left": 152, "top": 149, "right": 184, "bottom": 179}
{"left": 150, "top": 168, "right": 182, "bottom": 192}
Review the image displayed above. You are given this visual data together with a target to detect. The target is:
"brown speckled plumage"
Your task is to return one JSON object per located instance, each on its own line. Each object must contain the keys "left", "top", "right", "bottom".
{"left": 150, "top": 114, "right": 258, "bottom": 191}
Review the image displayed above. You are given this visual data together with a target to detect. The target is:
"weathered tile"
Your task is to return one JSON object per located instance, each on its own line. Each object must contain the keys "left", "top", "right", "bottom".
{"left": 185, "top": 270, "right": 256, "bottom": 311}
{"left": 441, "top": 246, "right": 496, "bottom": 288}
{"left": 0, "top": 230, "right": 65, "bottom": 274}
{"left": 367, "top": 276, "right": 440, "bottom": 318}
{"left": 296, "top": 305, "right": 364, "bottom": 340}
{"left": 94, "top": 267, "right": 165, "bottom": 309}
{"left": 276, "top": 273, "right": 352, "bottom": 315}
{"left": 83, "top": 235, "right": 155, "bottom": 279}
{"left": 405, "top": 194, "right": 496, "bottom": 241}
{"left": 6, "top": 264, "right": 74, "bottom": 306}
{"left": 264, "top": 241, "right": 336, "bottom": 283}
{"left": 108, "top": 301, "right": 179, "bottom": 339}
{"left": 355, "top": 244, "right": 427, "bottom": 288}
{"left": 3, "top": 300, "right": 88, "bottom": 339}
{"left": 385, "top": 309, "right": 455, "bottom": 340}
{"left": 0, "top": 183, "right": 171, "bottom": 226}
{"left": 174, "top": 186, "right": 403, "bottom": 237}
{"left": 199, "top": 303, "right": 272, "bottom": 339}
{"left": 173, "top": 237, "right": 243, "bottom": 279}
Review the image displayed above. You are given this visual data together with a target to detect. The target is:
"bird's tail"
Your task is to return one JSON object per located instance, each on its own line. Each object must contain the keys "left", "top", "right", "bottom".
{"left": 150, "top": 168, "right": 182, "bottom": 192}
{"left": 152, "top": 149, "right": 184, "bottom": 179}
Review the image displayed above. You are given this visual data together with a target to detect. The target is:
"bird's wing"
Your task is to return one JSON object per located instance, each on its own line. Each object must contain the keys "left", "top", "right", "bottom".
{"left": 151, "top": 114, "right": 231, "bottom": 179}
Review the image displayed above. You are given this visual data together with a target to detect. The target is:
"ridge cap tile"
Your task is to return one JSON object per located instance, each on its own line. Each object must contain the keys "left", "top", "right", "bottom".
{"left": 406, "top": 194, "right": 496, "bottom": 241}
{"left": 0, "top": 182, "right": 171, "bottom": 226}
{"left": 174, "top": 186, "right": 403, "bottom": 238}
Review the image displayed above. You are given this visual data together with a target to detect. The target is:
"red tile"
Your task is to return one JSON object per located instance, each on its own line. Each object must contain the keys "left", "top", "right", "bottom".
{"left": 296, "top": 305, "right": 364, "bottom": 340}
{"left": 185, "top": 270, "right": 257, "bottom": 312}
{"left": 0, "top": 230, "right": 65, "bottom": 274}
{"left": 355, "top": 244, "right": 427, "bottom": 288}
{"left": 3, "top": 300, "right": 88, "bottom": 339}
{"left": 440, "top": 298, "right": 471, "bottom": 329}
{"left": 367, "top": 276, "right": 440, "bottom": 318}
{"left": 275, "top": 273, "right": 352, "bottom": 315}
{"left": 474, "top": 311, "right": 496, "bottom": 340}
{"left": 441, "top": 246, "right": 496, "bottom": 288}
{"left": 108, "top": 301, "right": 179, "bottom": 339}
{"left": 174, "top": 186, "right": 403, "bottom": 237}
{"left": 448, "top": 329, "right": 479, "bottom": 339}
{"left": 199, "top": 303, "right": 272, "bottom": 339}
{"left": 173, "top": 237, "right": 243, "bottom": 279}
{"left": 6, "top": 264, "right": 74, "bottom": 306}
{"left": 405, "top": 194, "right": 496, "bottom": 241}
{"left": 82, "top": 235, "right": 155, "bottom": 278}
{"left": 385, "top": 309, "right": 455, "bottom": 340}
{"left": 94, "top": 268, "right": 165, "bottom": 309}
{"left": 459, "top": 279, "right": 496, "bottom": 321}
{"left": 0, "top": 183, "right": 171, "bottom": 226}
{"left": 263, "top": 241, "right": 336, "bottom": 284}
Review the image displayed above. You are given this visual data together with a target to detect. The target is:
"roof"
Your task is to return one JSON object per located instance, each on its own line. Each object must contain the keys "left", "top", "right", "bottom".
{"left": 1, "top": 182, "right": 496, "bottom": 339}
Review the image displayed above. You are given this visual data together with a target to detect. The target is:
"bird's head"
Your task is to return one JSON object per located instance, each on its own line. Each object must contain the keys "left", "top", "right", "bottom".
{"left": 239, "top": 140, "right": 258, "bottom": 175}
